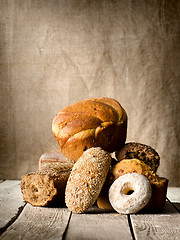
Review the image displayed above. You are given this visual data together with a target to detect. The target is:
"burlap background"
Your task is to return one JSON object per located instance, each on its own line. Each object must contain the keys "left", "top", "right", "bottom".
{"left": 0, "top": 0, "right": 179, "bottom": 186}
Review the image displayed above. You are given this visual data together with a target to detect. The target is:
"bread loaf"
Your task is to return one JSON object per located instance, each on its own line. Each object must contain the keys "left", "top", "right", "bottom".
{"left": 65, "top": 147, "right": 111, "bottom": 213}
{"left": 21, "top": 170, "right": 71, "bottom": 207}
{"left": 52, "top": 97, "right": 127, "bottom": 161}
{"left": 143, "top": 177, "right": 168, "bottom": 212}
{"left": 39, "top": 151, "right": 73, "bottom": 172}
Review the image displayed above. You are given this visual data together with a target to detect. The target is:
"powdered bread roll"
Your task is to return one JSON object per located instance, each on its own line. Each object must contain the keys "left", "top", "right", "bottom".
{"left": 52, "top": 97, "right": 127, "bottom": 162}
{"left": 109, "top": 173, "right": 152, "bottom": 214}
{"left": 65, "top": 147, "right": 111, "bottom": 213}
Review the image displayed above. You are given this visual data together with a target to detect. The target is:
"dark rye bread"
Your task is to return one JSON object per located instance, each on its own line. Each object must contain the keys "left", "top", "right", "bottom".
{"left": 115, "top": 142, "right": 160, "bottom": 172}
{"left": 21, "top": 170, "right": 71, "bottom": 207}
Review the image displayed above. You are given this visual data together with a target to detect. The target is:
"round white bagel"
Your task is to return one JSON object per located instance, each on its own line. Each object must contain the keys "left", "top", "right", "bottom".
{"left": 109, "top": 173, "right": 152, "bottom": 214}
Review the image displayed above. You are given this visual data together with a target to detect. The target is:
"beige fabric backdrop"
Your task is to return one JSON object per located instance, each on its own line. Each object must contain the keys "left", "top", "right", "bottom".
{"left": 0, "top": 0, "right": 179, "bottom": 186}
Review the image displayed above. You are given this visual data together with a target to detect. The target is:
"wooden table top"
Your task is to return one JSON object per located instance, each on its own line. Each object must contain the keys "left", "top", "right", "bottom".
{"left": 0, "top": 180, "right": 179, "bottom": 240}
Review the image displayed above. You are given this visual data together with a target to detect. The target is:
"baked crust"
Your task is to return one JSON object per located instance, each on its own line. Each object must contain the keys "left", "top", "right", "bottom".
{"left": 52, "top": 97, "right": 127, "bottom": 161}
{"left": 115, "top": 142, "right": 160, "bottom": 172}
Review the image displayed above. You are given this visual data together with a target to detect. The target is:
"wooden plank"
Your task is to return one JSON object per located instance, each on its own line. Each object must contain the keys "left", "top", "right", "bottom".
{"left": 167, "top": 187, "right": 180, "bottom": 211}
{"left": 130, "top": 201, "right": 180, "bottom": 240}
{"left": 0, "top": 204, "right": 71, "bottom": 240}
{"left": 65, "top": 206, "right": 133, "bottom": 240}
{"left": 0, "top": 180, "right": 25, "bottom": 230}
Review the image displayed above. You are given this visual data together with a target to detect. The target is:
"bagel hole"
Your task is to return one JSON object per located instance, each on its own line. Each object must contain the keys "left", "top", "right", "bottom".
{"left": 127, "top": 190, "right": 134, "bottom": 195}
{"left": 121, "top": 182, "right": 134, "bottom": 196}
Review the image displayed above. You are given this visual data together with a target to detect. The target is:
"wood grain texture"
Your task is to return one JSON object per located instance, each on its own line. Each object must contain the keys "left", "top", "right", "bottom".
{"left": 65, "top": 206, "right": 133, "bottom": 240}
{"left": 0, "top": 0, "right": 179, "bottom": 186}
{"left": 130, "top": 201, "right": 180, "bottom": 240}
{"left": 0, "top": 204, "right": 71, "bottom": 240}
{"left": 0, "top": 180, "right": 25, "bottom": 230}
{"left": 0, "top": 182, "right": 180, "bottom": 240}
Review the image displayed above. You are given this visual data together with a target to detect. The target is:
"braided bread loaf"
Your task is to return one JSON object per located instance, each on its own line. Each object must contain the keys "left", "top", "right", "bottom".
{"left": 52, "top": 97, "right": 127, "bottom": 161}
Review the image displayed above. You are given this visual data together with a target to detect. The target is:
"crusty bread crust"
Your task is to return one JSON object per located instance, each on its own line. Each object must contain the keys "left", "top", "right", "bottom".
{"left": 52, "top": 97, "right": 127, "bottom": 161}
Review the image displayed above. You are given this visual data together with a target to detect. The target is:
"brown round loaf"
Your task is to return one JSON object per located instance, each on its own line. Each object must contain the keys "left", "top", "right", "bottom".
{"left": 21, "top": 170, "right": 71, "bottom": 207}
{"left": 65, "top": 147, "right": 111, "bottom": 213}
{"left": 52, "top": 97, "right": 127, "bottom": 162}
{"left": 39, "top": 151, "right": 73, "bottom": 172}
{"left": 115, "top": 142, "right": 160, "bottom": 172}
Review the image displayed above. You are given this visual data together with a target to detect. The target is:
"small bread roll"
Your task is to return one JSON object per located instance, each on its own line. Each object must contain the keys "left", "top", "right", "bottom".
{"left": 112, "top": 159, "right": 155, "bottom": 181}
{"left": 65, "top": 147, "right": 111, "bottom": 213}
{"left": 115, "top": 142, "right": 160, "bottom": 172}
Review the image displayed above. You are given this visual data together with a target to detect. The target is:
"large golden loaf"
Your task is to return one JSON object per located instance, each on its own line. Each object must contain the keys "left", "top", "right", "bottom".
{"left": 52, "top": 97, "right": 127, "bottom": 161}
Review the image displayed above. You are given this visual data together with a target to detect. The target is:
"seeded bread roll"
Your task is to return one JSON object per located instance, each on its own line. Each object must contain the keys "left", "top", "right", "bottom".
{"left": 21, "top": 170, "right": 71, "bottom": 207}
{"left": 65, "top": 147, "right": 111, "bottom": 213}
{"left": 115, "top": 142, "right": 160, "bottom": 172}
{"left": 39, "top": 151, "right": 74, "bottom": 172}
{"left": 52, "top": 97, "right": 127, "bottom": 162}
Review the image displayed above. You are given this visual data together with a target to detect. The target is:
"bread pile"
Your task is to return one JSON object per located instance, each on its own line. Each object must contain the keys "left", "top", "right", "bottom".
{"left": 21, "top": 151, "right": 74, "bottom": 206}
{"left": 97, "top": 144, "right": 168, "bottom": 212}
{"left": 21, "top": 97, "right": 168, "bottom": 213}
